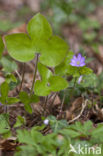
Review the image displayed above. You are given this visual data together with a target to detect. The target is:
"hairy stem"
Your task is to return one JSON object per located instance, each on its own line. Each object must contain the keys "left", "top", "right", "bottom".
{"left": 30, "top": 54, "right": 39, "bottom": 95}
{"left": 19, "top": 63, "right": 25, "bottom": 92}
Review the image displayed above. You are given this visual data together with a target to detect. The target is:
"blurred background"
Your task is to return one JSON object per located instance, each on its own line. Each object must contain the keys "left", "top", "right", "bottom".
{"left": 1, "top": 0, "right": 103, "bottom": 75}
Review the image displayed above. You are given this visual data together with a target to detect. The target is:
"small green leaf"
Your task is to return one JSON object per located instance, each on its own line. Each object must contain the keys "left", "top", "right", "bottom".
{"left": 0, "top": 114, "right": 10, "bottom": 134}
{"left": 48, "top": 76, "right": 68, "bottom": 92}
{"left": 35, "top": 65, "right": 68, "bottom": 96}
{"left": 6, "top": 73, "right": 17, "bottom": 83}
{"left": 6, "top": 97, "right": 20, "bottom": 105}
{"left": 48, "top": 115, "right": 68, "bottom": 133}
{"left": 35, "top": 63, "right": 68, "bottom": 96}
{"left": 55, "top": 51, "right": 74, "bottom": 76}
{"left": 19, "top": 91, "right": 38, "bottom": 114}
{"left": 38, "top": 62, "right": 52, "bottom": 81}
{"left": 55, "top": 51, "right": 93, "bottom": 77}
{"left": 19, "top": 91, "right": 39, "bottom": 104}
{"left": 67, "top": 66, "right": 93, "bottom": 77}
{"left": 24, "top": 103, "right": 33, "bottom": 114}
{"left": 35, "top": 80, "right": 51, "bottom": 96}
{"left": 17, "top": 129, "right": 34, "bottom": 145}
{"left": 1, "top": 56, "right": 18, "bottom": 73}
{"left": 80, "top": 73, "right": 98, "bottom": 88}
{"left": 19, "top": 91, "right": 30, "bottom": 104}
{"left": 0, "top": 36, "right": 4, "bottom": 59}
{"left": 5, "top": 33, "right": 34, "bottom": 62}
{"left": 60, "top": 129, "right": 80, "bottom": 138}
{"left": 91, "top": 124, "right": 103, "bottom": 144}
{"left": 30, "top": 94, "right": 39, "bottom": 103}
{"left": 14, "top": 115, "right": 25, "bottom": 128}
{"left": 0, "top": 82, "right": 9, "bottom": 99}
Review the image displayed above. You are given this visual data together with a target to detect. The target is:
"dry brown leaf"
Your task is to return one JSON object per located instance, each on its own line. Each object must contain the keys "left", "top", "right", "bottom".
{"left": 0, "top": 137, "right": 18, "bottom": 151}
{"left": 66, "top": 97, "right": 83, "bottom": 120}
{"left": 8, "top": 24, "right": 26, "bottom": 34}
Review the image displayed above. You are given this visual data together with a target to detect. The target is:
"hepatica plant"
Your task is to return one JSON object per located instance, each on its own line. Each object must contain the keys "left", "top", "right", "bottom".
{"left": 1, "top": 13, "right": 92, "bottom": 113}
{"left": 5, "top": 13, "right": 69, "bottom": 96}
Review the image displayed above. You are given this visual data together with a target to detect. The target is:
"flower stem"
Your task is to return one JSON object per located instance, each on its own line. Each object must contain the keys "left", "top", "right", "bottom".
{"left": 30, "top": 54, "right": 39, "bottom": 95}
{"left": 70, "top": 77, "right": 77, "bottom": 101}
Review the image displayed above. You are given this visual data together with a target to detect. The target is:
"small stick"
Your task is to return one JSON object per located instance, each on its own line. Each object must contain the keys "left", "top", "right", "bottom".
{"left": 43, "top": 96, "right": 49, "bottom": 111}
{"left": 51, "top": 92, "right": 58, "bottom": 106}
{"left": 68, "top": 99, "right": 88, "bottom": 124}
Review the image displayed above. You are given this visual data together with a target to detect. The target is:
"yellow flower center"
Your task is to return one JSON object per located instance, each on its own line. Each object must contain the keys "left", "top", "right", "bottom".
{"left": 77, "top": 61, "right": 80, "bottom": 65}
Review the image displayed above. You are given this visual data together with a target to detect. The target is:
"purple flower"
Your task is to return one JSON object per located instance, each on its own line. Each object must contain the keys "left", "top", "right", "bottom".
{"left": 70, "top": 53, "right": 85, "bottom": 67}
{"left": 43, "top": 119, "right": 49, "bottom": 125}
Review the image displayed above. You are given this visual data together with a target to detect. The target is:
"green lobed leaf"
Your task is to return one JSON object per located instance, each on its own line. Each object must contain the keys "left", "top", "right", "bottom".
{"left": 34, "top": 63, "right": 68, "bottom": 96}
{"left": 6, "top": 97, "right": 20, "bottom": 105}
{"left": 1, "top": 56, "right": 18, "bottom": 73}
{"left": 79, "top": 73, "right": 98, "bottom": 88}
{"left": 55, "top": 51, "right": 93, "bottom": 77}
{"left": 5, "top": 13, "right": 68, "bottom": 67}
{"left": 0, "top": 82, "right": 9, "bottom": 99}
{"left": 27, "top": 13, "right": 52, "bottom": 42}
{"left": 19, "top": 91, "right": 39, "bottom": 113}
{"left": 39, "top": 35, "right": 68, "bottom": 67}
{"left": 14, "top": 115, "right": 25, "bottom": 128}
{"left": 6, "top": 74, "right": 17, "bottom": 83}
{"left": 48, "top": 115, "right": 68, "bottom": 133}
{"left": 55, "top": 51, "right": 74, "bottom": 76}
{"left": 48, "top": 76, "right": 68, "bottom": 92}
{"left": 0, "top": 114, "right": 10, "bottom": 134}
{"left": 66, "top": 66, "right": 93, "bottom": 77}
{"left": 0, "top": 36, "right": 4, "bottom": 59}
{"left": 38, "top": 62, "right": 52, "bottom": 81}
{"left": 35, "top": 80, "right": 51, "bottom": 96}
{"left": 17, "top": 129, "right": 34, "bottom": 145}
{"left": 5, "top": 33, "right": 35, "bottom": 62}
{"left": 19, "top": 92, "right": 32, "bottom": 114}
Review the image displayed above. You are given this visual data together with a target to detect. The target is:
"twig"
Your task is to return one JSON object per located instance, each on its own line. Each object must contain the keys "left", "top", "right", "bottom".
{"left": 51, "top": 92, "right": 58, "bottom": 106}
{"left": 30, "top": 53, "right": 39, "bottom": 95}
{"left": 15, "top": 70, "right": 22, "bottom": 81}
{"left": 44, "top": 96, "right": 49, "bottom": 110}
{"left": 59, "top": 91, "right": 66, "bottom": 115}
{"left": 68, "top": 99, "right": 88, "bottom": 124}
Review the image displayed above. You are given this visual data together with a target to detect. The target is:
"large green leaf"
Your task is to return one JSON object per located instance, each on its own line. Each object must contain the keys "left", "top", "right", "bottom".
{"left": 5, "top": 13, "right": 68, "bottom": 67}
{"left": 39, "top": 35, "right": 68, "bottom": 67}
{"left": 5, "top": 33, "right": 34, "bottom": 62}
{"left": 27, "top": 13, "right": 52, "bottom": 41}
{"left": 0, "top": 36, "right": 4, "bottom": 59}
